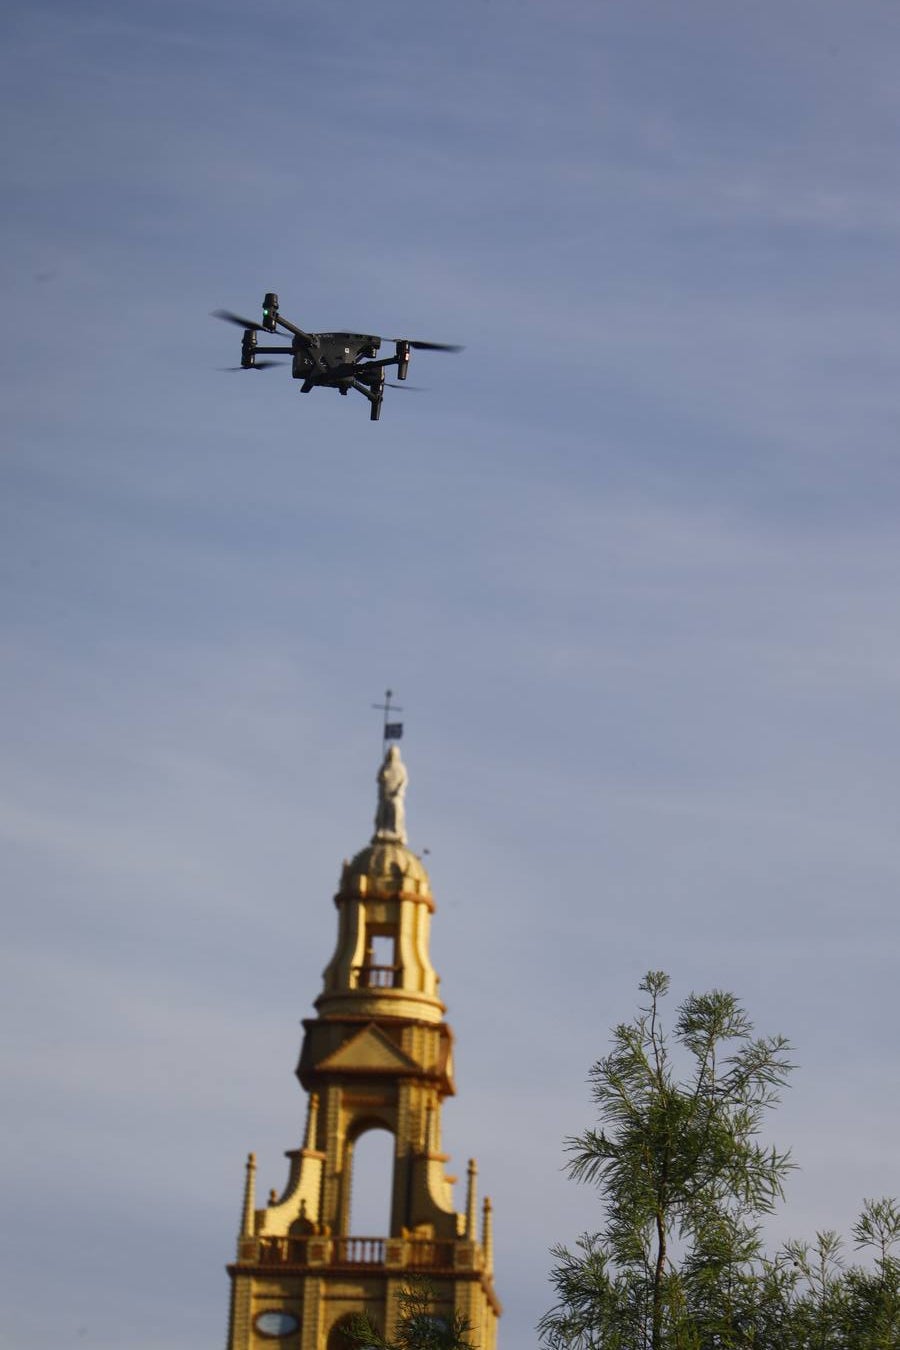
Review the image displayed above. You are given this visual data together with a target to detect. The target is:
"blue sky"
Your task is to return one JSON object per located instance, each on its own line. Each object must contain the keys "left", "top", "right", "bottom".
{"left": 3, "top": 2, "right": 900, "bottom": 1347}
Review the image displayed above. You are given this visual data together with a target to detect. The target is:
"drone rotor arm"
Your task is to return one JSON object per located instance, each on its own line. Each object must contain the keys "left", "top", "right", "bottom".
{"left": 356, "top": 355, "right": 400, "bottom": 372}
{"left": 272, "top": 314, "right": 317, "bottom": 345}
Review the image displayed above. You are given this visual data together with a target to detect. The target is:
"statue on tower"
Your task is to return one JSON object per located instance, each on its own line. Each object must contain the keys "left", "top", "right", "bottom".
{"left": 374, "top": 745, "right": 408, "bottom": 844}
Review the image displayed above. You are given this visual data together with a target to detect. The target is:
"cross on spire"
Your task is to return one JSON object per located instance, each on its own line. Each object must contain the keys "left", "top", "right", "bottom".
{"left": 371, "top": 688, "right": 403, "bottom": 758}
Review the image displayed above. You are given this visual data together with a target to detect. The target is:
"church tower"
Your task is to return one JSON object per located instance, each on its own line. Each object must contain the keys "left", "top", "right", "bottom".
{"left": 225, "top": 748, "right": 501, "bottom": 1350}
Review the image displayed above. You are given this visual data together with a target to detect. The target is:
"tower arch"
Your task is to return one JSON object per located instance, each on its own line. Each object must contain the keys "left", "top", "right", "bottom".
{"left": 345, "top": 1124, "right": 395, "bottom": 1241}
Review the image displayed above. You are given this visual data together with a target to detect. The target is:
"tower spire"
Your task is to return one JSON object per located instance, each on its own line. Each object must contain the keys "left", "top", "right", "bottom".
{"left": 465, "top": 1158, "right": 478, "bottom": 1240}
{"left": 240, "top": 1152, "right": 256, "bottom": 1239}
{"left": 483, "top": 1196, "right": 494, "bottom": 1274}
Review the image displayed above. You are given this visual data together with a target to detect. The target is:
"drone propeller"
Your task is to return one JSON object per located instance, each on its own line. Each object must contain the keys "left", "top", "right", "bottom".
{"left": 212, "top": 308, "right": 269, "bottom": 333}
{"left": 385, "top": 381, "right": 426, "bottom": 390}
{"left": 389, "top": 338, "right": 463, "bottom": 353}
{"left": 219, "top": 360, "right": 286, "bottom": 372}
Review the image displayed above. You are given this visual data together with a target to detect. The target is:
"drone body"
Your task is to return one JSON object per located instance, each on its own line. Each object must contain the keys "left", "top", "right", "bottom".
{"left": 214, "top": 293, "right": 461, "bottom": 420}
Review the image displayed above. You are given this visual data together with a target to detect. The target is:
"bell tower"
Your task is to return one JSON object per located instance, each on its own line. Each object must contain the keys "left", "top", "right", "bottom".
{"left": 225, "top": 748, "right": 501, "bottom": 1350}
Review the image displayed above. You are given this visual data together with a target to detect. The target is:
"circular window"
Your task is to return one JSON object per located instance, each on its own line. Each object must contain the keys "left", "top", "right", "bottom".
{"left": 255, "top": 1310, "right": 300, "bottom": 1338}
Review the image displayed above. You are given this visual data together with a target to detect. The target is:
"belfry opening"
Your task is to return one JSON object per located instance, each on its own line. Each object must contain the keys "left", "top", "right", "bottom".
{"left": 225, "top": 748, "right": 501, "bottom": 1350}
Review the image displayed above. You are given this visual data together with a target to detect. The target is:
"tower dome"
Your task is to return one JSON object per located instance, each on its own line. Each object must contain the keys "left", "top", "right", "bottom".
{"left": 341, "top": 840, "right": 432, "bottom": 899}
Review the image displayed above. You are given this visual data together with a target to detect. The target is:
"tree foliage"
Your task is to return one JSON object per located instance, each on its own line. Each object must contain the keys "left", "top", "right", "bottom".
{"left": 539, "top": 973, "right": 900, "bottom": 1350}
{"left": 345, "top": 1279, "right": 477, "bottom": 1350}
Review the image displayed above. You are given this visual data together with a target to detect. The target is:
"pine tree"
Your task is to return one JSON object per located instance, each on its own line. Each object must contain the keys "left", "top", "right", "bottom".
{"left": 539, "top": 972, "right": 795, "bottom": 1350}
{"left": 346, "top": 1279, "right": 477, "bottom": 1350}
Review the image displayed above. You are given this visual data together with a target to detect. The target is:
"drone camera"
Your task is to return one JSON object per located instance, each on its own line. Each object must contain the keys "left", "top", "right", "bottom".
{"left": 395, "top": 340, "right": 411, "bottom": 381}
{"left": 262, "top": 292, "right": 279, "bottom": 332}
{"left": 241, "top": 328, "right": 257, "bottom": 368}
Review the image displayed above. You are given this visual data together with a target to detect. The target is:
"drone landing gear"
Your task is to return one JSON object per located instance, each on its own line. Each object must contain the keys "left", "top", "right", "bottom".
{"left": 369, "top": 368, "right": 385, "bottom": 420}
{"left": 351, "top": 368, "right": 385, "bottom": 421}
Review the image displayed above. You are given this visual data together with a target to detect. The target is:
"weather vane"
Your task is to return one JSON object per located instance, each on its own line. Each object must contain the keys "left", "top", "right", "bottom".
{"left": 371, "top": 689, "right": 404, "bottom": 758}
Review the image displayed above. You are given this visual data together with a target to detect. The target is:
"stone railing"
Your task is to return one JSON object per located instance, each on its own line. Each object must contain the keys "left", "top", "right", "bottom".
{"left": 336, "top": 1236, "right": 385, "bottom": 1264}
{"left": 352, "top": 963, "right": 402, "bottom": 989}
{"left": 255, "top": 1235, "right": 455, "bottom": 1269}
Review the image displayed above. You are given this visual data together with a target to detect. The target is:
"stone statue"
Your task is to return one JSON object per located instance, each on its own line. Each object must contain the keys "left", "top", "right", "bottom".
{"left": 374, "top": 745, "right": 408, "bottom": 844}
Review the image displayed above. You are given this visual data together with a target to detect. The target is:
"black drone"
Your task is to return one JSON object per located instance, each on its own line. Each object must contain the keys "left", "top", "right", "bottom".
{"left": 214, "top": 293, "right": 462, "bottom": 421}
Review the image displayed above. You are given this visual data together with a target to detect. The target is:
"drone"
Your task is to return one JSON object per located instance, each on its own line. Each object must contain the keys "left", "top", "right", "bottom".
{"left": 213, "top": 293, "right": 462, "bottom": 421}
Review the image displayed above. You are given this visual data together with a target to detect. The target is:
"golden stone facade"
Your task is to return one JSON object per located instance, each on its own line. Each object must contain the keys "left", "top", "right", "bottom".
{"left": 225, "top": 755, "right": 501, "bottom": 1350}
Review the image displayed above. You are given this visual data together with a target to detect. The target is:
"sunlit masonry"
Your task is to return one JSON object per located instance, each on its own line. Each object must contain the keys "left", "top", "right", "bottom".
{"left": 225, "top": 747, "right": 502, "bottom": 1349}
